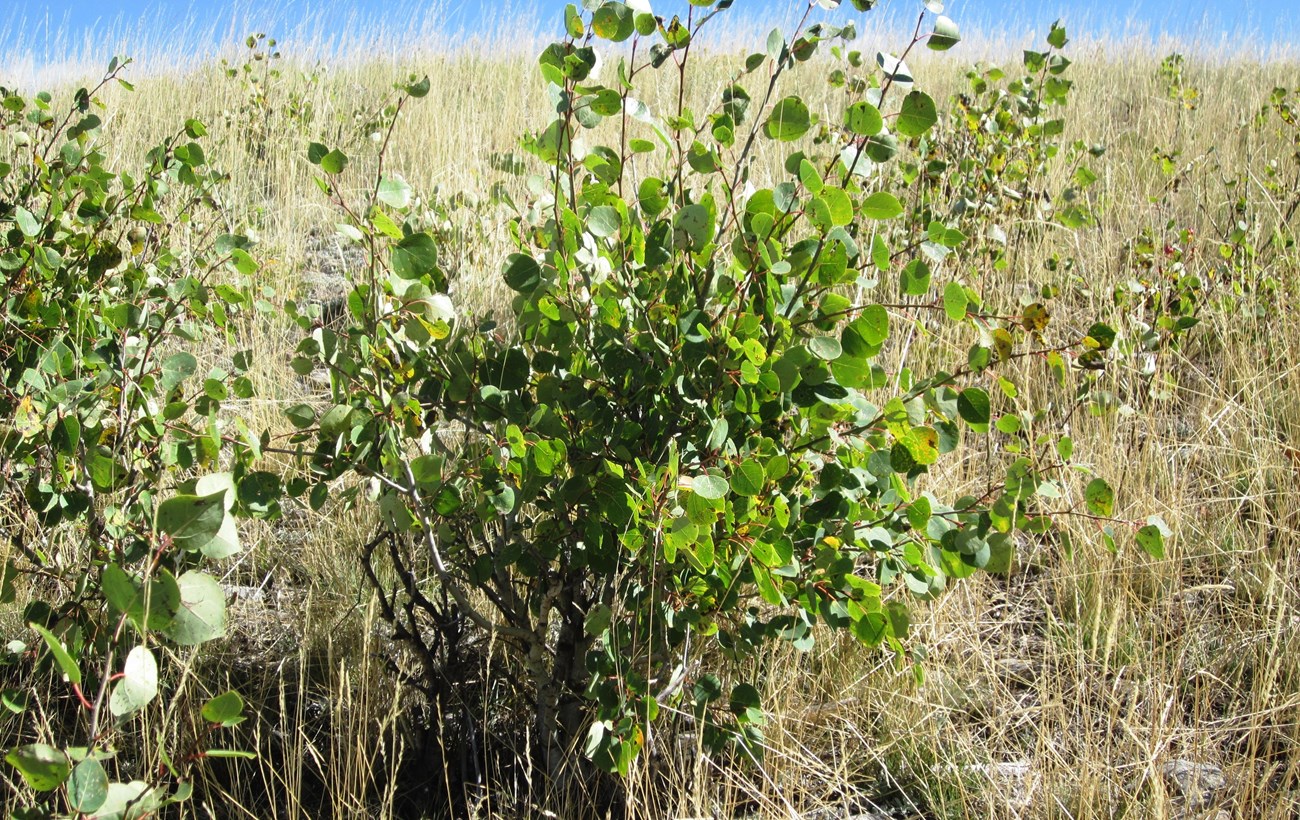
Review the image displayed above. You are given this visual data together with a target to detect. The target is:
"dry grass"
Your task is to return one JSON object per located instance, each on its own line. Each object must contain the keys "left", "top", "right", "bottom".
{"left": 2, "top": 9, "right": 1300, "bottom": 819}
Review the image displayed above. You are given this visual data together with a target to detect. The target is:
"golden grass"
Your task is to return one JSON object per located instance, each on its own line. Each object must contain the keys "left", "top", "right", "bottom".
{"left": 2, "top": 9, "right": 1299, "bottom": 818}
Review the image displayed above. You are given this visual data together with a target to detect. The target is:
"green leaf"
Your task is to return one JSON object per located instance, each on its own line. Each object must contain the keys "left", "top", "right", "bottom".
{"left": 14, "top": 206, "right": 40, "bottom": 237}
{"left": 161, "top": 571, "right": 226, "bottom": 646}
{"left": 410, "top": 454, "right": 443, "bottom": 488}
{"left": 907, "top": 496, "right": 932, "bottom": 531}
{"left": 1084, "top": 478, "right": 1114, "bottom": 517}
{"left": 592, "top": 2, "right": 635, "bottom": 41}
{"left": 157, "top": 492, "right": 229, "bottom": 556}
{"left": 5, "top": 744, "right": 70, "bottom": 791}
{"left": 861, "top": 192, "right": 903, "bottom": 220}
{"left": 201, "top": 691, "right": 246, "bottom": 726}
{"left": 503, "top": 253, "right": 542, "bottom": 294}
{"left": 564, "top": 4, "right": 584, "bottom": 37}
{"left": 692, "top": 474, "right": 728, "bottom": 500}
{"left": 862, "top": 131, "right": 900, "bottom": 163}
{"left": 943, "top": 282, "right": 968, "bottom": 321}
{"left": 876, "top": 52, "right": 912, "bottom": 83}
{"left": 1047, "top": 20, "right": 1068, "bottom": 49}
{"left": 404, "top": 75, "right": 430, "bottom": 98}
{"left": 634, "top": 11, "right": 656, "bottom": 36}
{"left": 587, "top": 205, "right": 621, "bottom": 238}
{"left": 584, "top": 604, "right": 613, "bottom": 638}
{"left": 763, "top": 96, "right": 811, "bottom": 141}
{"left": 30, "top": 624, "right": 80, "bottom": 685}
{"left": 900, "top": 259, "right": 930, "bottom": 295}
{"left": 809, "top": 335, "right": 842, "bottom": 360}
{"left": 831, "top": 349, "right": 873, "bottom": 389}
{"left": 857, "top": 304, "right": 890, "bottom": 345}
{"left": 798, "top": 158, "right": 824, "bottom": 194}
{"left": 674, "top": 204, "right": 712, "bottom": 252}
{"left": 1136, "top": 516, "right": 1171, "bottom": 559}
{"left": 821, "top": 187, "right": 853, "bottom": 227}
{"left": 160, "top": 352, "right": 198, "bottom": 394}
{"left": 845, "top": 101, "right": 882, "bottom": 136}
{"left": 871, "top": 235, "right": 890, "bottom": 271}
{"left": 376, "top": 176, "right": 412, "bottom": 209}
{"left": 103, "top": 565, "right": 179, "bottom": 632}
{"left": 730, "top": 460, "right": 766, "bottom": 497}
{"left": 852, "top": 611, "right": 888, "bottom": 646}
{"left": 928, "top": 15, "right": 960, "bottom": 50}
{"left": 108, "top": 646, "right": 158, "bottom": 717}
{"left": 92, "top": 781, "right": 157, "bottom": 819}
{"left": 957, "top": 388, "right": 990, "bottom": 431}
{"left": 532, "top": 439, "right": 567, "bottom": 476}
{"left": 390, "top": 232, "right": 438, "bottom": 280}
{"left": 68, "top": 758, "right": 109, "bottom": 813}
{"left": 101, "top": 566, "right": 135, "bottom": 615}
{"left": 895, "top": 91, "right": 937, "bottom": 138}
{"left": 320, "top": 149, "right": 349, "bottom": 175}
{"left": 729, "top": 683, "right": 765, "bottom": 725}
{"left": 237, "top": 471, "right": 281, "bottom": 516}
{"left": 638, "top": 177, "right": 669, "bottom": 217}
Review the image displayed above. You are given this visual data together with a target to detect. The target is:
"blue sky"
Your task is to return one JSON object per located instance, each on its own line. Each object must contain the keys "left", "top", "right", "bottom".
{"left": 1, "top": 0, "right": 1294, "bottom": 82}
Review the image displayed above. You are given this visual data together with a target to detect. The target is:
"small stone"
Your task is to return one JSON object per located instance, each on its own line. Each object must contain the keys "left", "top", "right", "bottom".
{"left": 1162, "top": 759, "right": 1226, "bottom": 806}
{"left": 996, "top": 657, "right": 1038, "bottom": 683}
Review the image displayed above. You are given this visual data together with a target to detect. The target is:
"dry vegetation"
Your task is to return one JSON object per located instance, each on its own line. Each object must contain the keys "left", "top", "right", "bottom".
{"left": 2, "top": 9, "right": 1299, "bottom": 819}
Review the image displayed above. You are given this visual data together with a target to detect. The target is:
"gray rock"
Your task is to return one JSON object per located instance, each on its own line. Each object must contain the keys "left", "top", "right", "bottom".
{"left": 1162, "top": 759, "right": 1226, "bottom": 807}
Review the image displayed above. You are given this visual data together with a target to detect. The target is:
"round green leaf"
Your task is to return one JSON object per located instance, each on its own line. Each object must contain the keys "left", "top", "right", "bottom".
{"left": 863, "top": 131, "right": 900, "bottom": 163}
{"left": 861, "top": 192, "right": 903, "bottom": 220}
{"left": 587, "top": 206, "right": 621, "bottom": 238}
{"left": 503, "top": 253, "right": 542, "bottom": 294}
{"left": 109, "top": 646, "right": 158, "bottom": 717}
{"left": 692, "top": 474, "right": 729, "bottom": 500}
{"left": 201, "top": 690, "right": 246, "bottom": 726}
{"left": 376, "top": 176, "right": 412, "bottom": 209}
{"left": 584, "top": 604, "right": 614, "bottom": 638}
{"left": 5, "top": 743, "right": 69, "bottom": 791}
{"left": 857, "top": 304, "right": 890, "bottom": 345}
{"left": 895, "top": 91, "right": 938, "bottom": 138}
{"left": 1084, "top": 478, "right": 1115, "bottom": 517}
{"left": 284, "top": 403, "right": 316, "bottom": 429}
{"left": 68, "top": 758, "right": 109, "bottom": 813}
{"left": 763, "top": 96, "right": 811, "bottom": 142}
{"left": 390, "top": 232, "right": 438, "bottom": 280}
{"left": 161, "top": 571, "right": 226, "bottom": 646}
{"left": 821, "top": 187, "right": 853, "bottom": 227}
{"left": 1136, "top": 516, "right": 1170, "bottom": 559}
{"left": 14, "top": 205, "right": 40, "bottom": 237}
{"left": 730, "top": 460, "right": 766, "bottom": 497}
{"left": 638, "top": 177, "right": 669, "bottom": 217}
{"left": 674, "top": 204, "right": 712, "bottom": 252}
{"left": 928, "top": 15, "right": 960, "bottom": 50}
{"left": 592, "top": 2, "right": 635, "bottom": 42}
{"left": 160, "top": 352, "right": 197, "bottom": 395}
{"left": 845, "top": 101, "right": 883, "bottom": 136}
{"left": 157, "top": 492, "right": 230, "bottom": 556}
{"left": 319, "top": 149, "right": 348, "bottom": 175}
{"left": 809, "top": 335, "right": 842, "bottom": 360}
